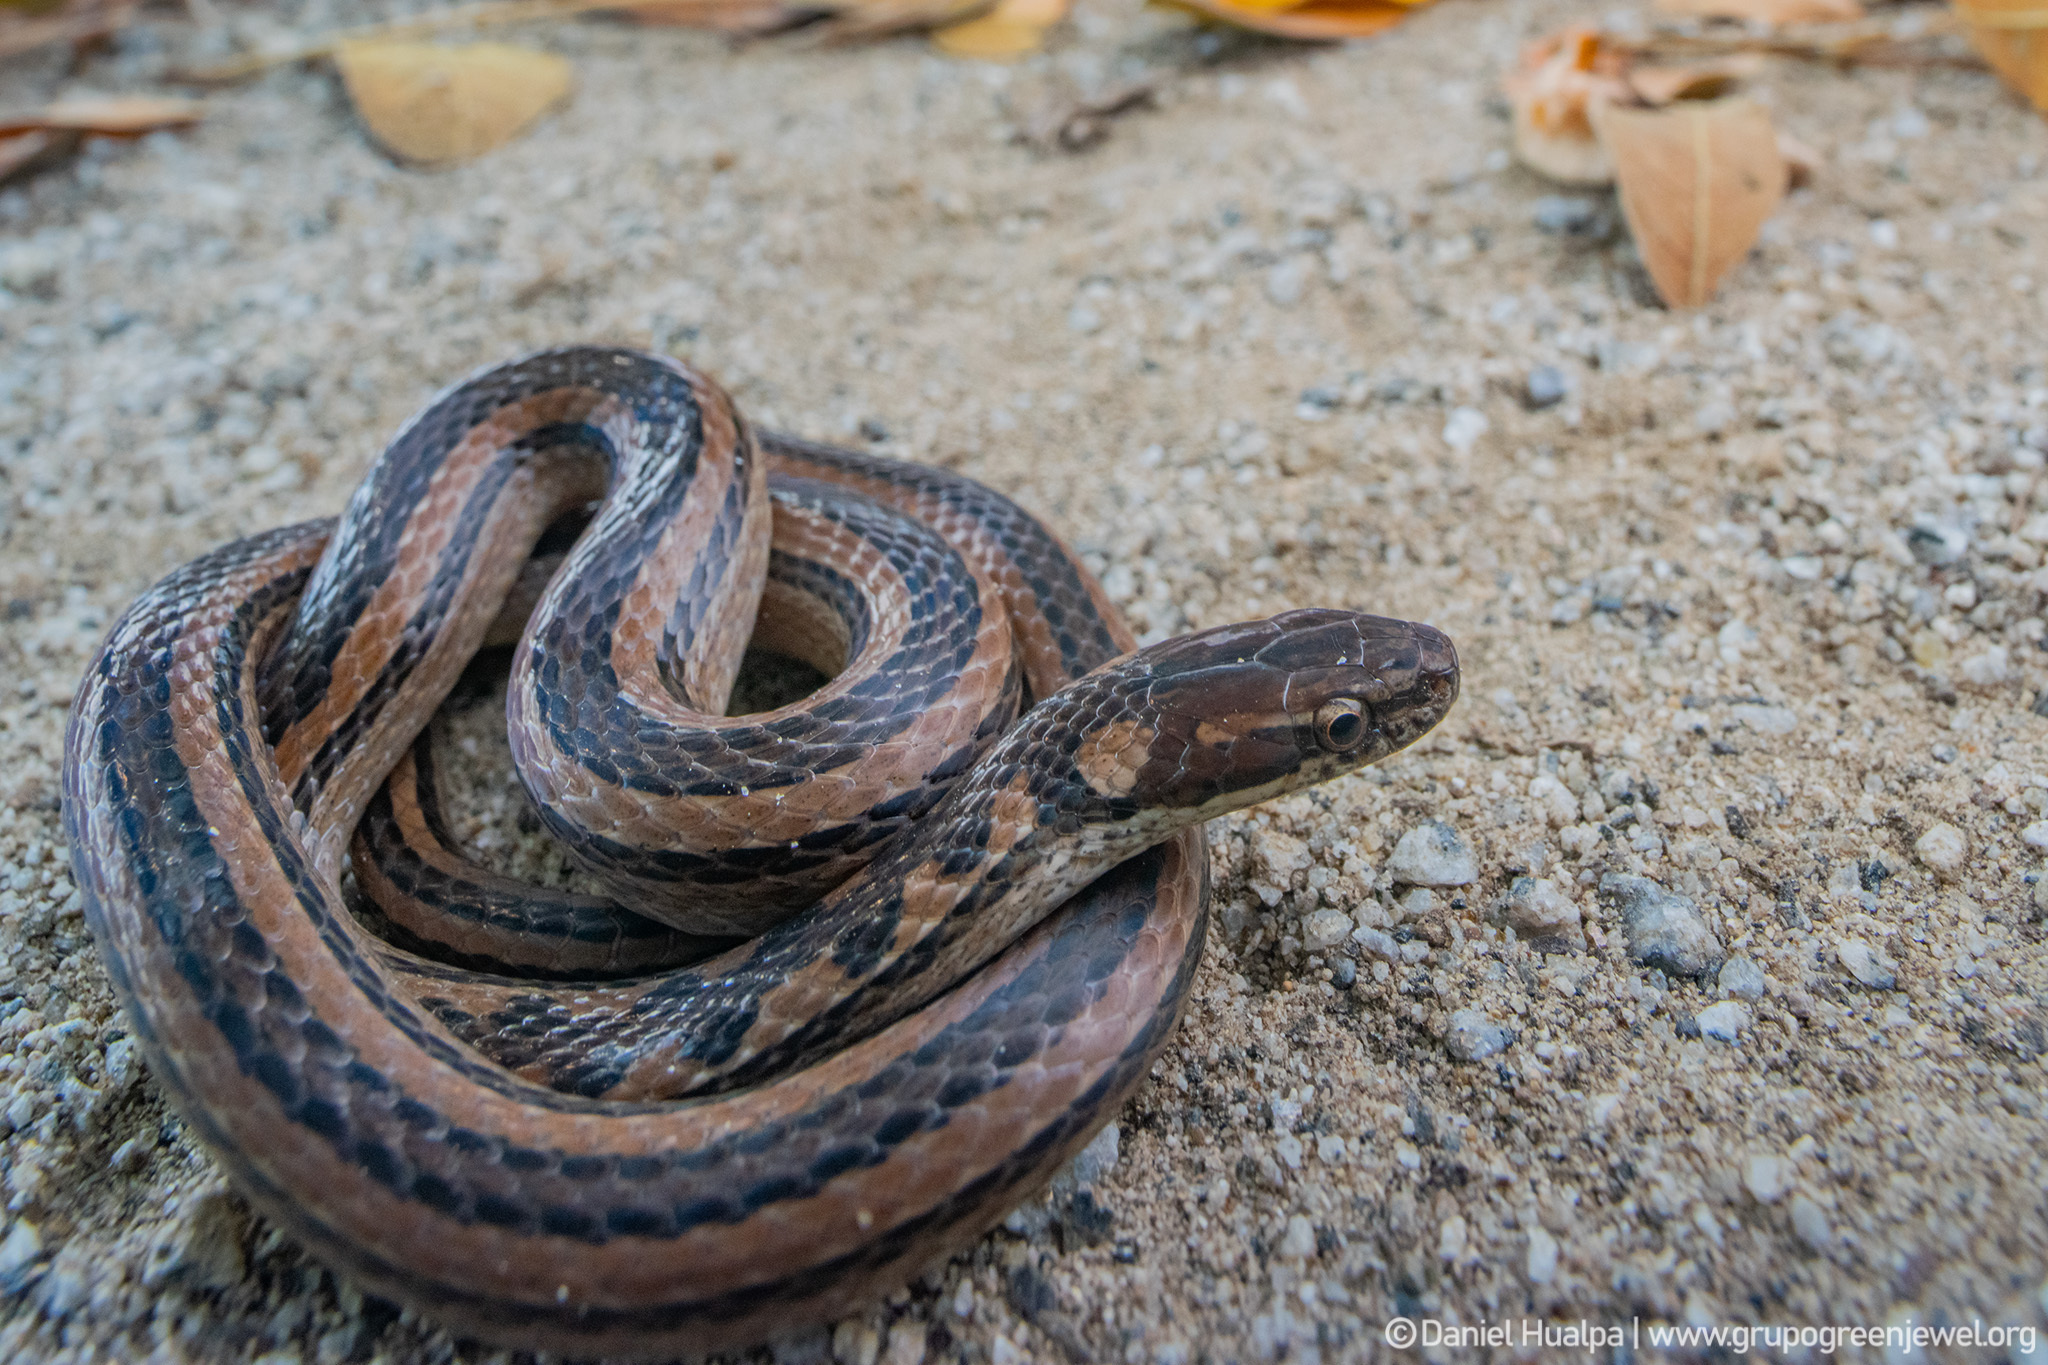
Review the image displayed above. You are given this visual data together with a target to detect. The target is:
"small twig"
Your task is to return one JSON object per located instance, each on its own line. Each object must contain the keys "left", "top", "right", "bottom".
{"left": 1017, "top": 79, "right": 1157, "bottom": 153}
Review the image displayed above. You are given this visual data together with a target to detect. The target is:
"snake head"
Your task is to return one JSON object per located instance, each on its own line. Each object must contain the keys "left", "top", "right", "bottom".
{"left": 1094, "top": 608, "right": 1460, "bottom": 817}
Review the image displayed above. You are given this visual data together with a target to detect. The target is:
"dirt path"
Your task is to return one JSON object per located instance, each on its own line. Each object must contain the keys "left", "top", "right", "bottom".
{"left": 1, "top": 2, "right": 2044, "bottom": 1360}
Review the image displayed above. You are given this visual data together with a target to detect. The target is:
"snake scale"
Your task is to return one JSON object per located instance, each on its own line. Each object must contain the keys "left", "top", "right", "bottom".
{"left": 62, "top": 347, "right": 1459, "bottom": 1357}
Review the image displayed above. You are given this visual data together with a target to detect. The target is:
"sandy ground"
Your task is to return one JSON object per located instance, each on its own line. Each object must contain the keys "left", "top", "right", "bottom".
{"left": 3, "top": 1, "right": 2047, "bottom": 1361}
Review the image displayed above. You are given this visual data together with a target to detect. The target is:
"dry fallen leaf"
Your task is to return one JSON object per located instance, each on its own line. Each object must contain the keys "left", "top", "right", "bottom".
{"left": 0, "top": 96, "right": 203, "bottom": 187}
{"left": 1625, "top": 55, "right": 1765, "bottom": 105}
{"left": 932, "top": 0, "right": 1067, "bottom": 57}
{"left": 814, "top": 0, "right": 989, "bottom": 43}
{"left": 333, "top": 40, "right": 573, "bottom": 166}
{"left": 1154, "top": 0, "right": 1423, "bottom": 42}
{"left": 0, "top": 0, "right": 133, "bottom": 59}
{"left": 0, "top": 97, "right": 204, "bottom": 139}
{"left": 610, "top": 0, "right": 813, "bottom": 33}
{"left": 1954, "top": 0, "right": 2048, "bottom": 114}
{"left": 1502, "top": 25, "right": 1631, "bottom": 185}
{"left": 1595, "top": 96, "right": 1787, "bottom": 308}
{"left": 1657, "top": 0, "right": 1863, "bottom": 23}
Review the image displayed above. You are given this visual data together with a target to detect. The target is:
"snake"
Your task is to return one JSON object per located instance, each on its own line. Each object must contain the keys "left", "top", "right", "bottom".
{"left": 61, "top": 347, "right": 1460, "bottom": 1358}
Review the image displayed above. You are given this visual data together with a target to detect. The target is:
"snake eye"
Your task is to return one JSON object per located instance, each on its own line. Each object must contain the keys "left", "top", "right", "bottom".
{"left": 1313, "top": 699, "right": 1368, "bottom": 753}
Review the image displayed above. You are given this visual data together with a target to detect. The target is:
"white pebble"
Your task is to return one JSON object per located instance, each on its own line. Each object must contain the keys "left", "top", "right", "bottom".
{"left": 1696, "top": 1001, "right": 1750, "bottom": 1042}
{"left": 1914, "top": 822, "right": 1967, "bottom": 878}
{"left": 1437, "top": 1214, "right": 1468, "bottom": 1261}
{"left": 1718, "top": 956, "right": 1766, "bottom": 1001}
{"left": 1441, "top": 406, "right": 1489, "bottom": 453}
{"left": 1301, "top": 908, "right": 1351, "bottom": 952}
{"left": 1526, "top": 1227, "right": 1558, "bottom": 1284}
{"left": 1836, "top": 936, "right": 1899, "bottom": 990}
{"left": 1278, "top": 1214, "right": 1317, "bottom": 1260}
{"left": 1744, "top": 1155, "right": 1791, "bottom": 1204}
{"left": 1790, "top": 1194, "right": 1833, "bottom": 1252}
{"left": 1959, "top": 646, "right": 2011, "bottom": 686}
{"left": 1444, "top": 1009, "right": 1515, "bottom": 1061}
{"left": 1386, "top": 821, "right": 1476, "bottom": 886}
{"left": 1527, "top": 774, "right": 1578, "bottom": 827}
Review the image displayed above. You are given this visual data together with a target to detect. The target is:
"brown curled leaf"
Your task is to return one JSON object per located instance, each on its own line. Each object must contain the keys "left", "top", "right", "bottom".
{"left": 1595, "top": 96, "right": 1788, "bottom": 308}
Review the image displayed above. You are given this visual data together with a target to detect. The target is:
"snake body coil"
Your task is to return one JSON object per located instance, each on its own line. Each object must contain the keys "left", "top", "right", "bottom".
{"left": 63, "top": 348, "right": 1459, "bottom": 1357}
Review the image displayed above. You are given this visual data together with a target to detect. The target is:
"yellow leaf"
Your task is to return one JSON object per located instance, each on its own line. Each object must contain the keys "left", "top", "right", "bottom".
{"left": 1657, "top": 0, "right": 1863, "bottom": 21}
{"left": 1953, "top": 0, "right": 2048, "bottom": 114}
{"left": 1595, "top": 97, "right": 1787, "bottom": 308}
{"left": 333, "top": 40, "right": 572, "bottom": 166}
{"left": 1155, "top": 0, "right": 1420, "bottom": 41}
{"left": 932, "top": 0, "right": 1067, "bottom": 57}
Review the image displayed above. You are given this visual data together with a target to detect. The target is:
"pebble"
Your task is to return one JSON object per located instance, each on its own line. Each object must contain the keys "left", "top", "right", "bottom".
{"left": 1960, "top": 646, "right": 2012, "bottom": 686}
{"left": 1300, "top": 907, "right": 1351, "bottom": 951}
{"left": 1744, "top": 1155, "right": 1791, "bottom": 1204}
{"left": 1531, "top": 195, "right": 1598, "bottom": 234}
{"left": 1386, "top": 821, "right": 1477, "bottom": 886}
{"left": 1727, "top": 704, "right": 1798, "bottom": 737}
{"left": 1396, "top": 885, "right": 1438, "bottom": 918}
{"left": 1527, "top": 774, "right": 1579, "bottom": 827}
{"left": 881, "top": 1322, "right": 926, "bottom": 1365}
{"left": 1717, "top": 956, "right": 1766, "bottom": 1002}
{"left": 1914, "top": 822, "right": 1968, "bottom": 878}
{"left": 1524, "top": 365, "right": 1567, "bottom": 410}
{"left": 1790, "top": 1195, "right": 1834, "bottom": 1253}
{"left": 1444, "top": 1008, "right": 1515, "bottom": 1061}
{"left": 1526, "top": 1227, "right": 1559, "bottom": 1284}
{"left": 1351, "top": 925, "right": 1401, "bottom": 962}
{"left": 1441, "top": 407, "right": 1489, "bottom": 454}
{"left": 2021, "top": 821, "right": 2048, "bottom": 852}
{"left": 1500, "top": 876, "right": 1584, "bottom": 950}
{"left": 142, "top": 1189, "right": 248, "bottom": 1291}
{"left": 1277, "top": 1214, "right": 1317, "bottom": 1260}
{"left": 1695, "top": 1001, "right": 1750, "bottom": 1042}
{"left": 1836, "top": 936, "right": 1899, "bottom": 990}
{"left": 0, "top": 1218, "right": 43, "bottom": 1289}
{"left": 1600, "top": 873, "right": 1726, "bottom": 979}
{"left": 1265, "top": 259, "right": 1306, "bottom": 307}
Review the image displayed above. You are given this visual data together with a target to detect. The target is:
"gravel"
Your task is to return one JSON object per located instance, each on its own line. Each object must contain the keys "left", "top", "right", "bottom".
{"left": 1443, "top": 1008, "right": 1516, "bottom": 1061}
{"left": 1716, "top": 955, "right": 1767, "bottom": 1001}
{"left": 1836, "top": 935, "right": 1901, "bottom": 990}
{"left": 3, "top": 1, "right": 2047, "bottom": 1361}
{"left": 1600, "top": 872, "right": 1727, "bottom": 979}
{"left": 1384, "top": 819, "right": 1477, "bottom": 886}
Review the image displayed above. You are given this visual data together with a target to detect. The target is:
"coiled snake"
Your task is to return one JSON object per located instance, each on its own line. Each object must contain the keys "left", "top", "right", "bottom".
{"left": 62, "top": 347, "right": 1459, "bottom": 1357}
